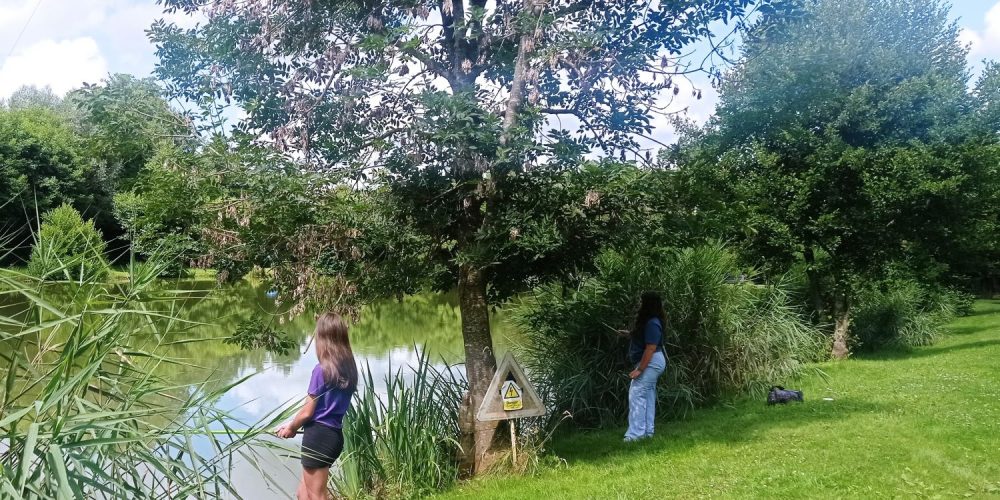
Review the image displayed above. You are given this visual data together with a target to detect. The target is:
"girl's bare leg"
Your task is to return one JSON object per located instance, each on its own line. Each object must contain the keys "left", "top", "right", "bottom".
{"left": 302, "top": 466, "right": 331, "bottom": 500}
{"left": 297, "top": 470, "right": 308, "bottom": 500}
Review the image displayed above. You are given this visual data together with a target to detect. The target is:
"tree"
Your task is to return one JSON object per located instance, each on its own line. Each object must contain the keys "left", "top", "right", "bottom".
{"left": 4, "top": 85, "right": 64, "bottom": 112}
{"left": 676, "top": 0, "right": 997, "bottom": 357}
{"left": 0, "top": 108, "right": 92, "bottom": 244}
{"left": 67, "top": 74, "right": 197, "bottom": 243}
{"left": 113, "top": 145, "right": 219, "bottom": 277}
{"left": 70, "top": 74, "right": 194, "bottom": 191}
{"left": 151, "top": 0, "right": 781, "bottom": 470}
{"left": 975, "top": 62, "right": 1000, "bottom": 136}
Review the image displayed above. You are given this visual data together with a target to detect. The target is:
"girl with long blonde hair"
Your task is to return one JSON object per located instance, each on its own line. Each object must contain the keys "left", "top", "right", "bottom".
{"left": 276, "top": 312, "right": 358, "bottom": 500}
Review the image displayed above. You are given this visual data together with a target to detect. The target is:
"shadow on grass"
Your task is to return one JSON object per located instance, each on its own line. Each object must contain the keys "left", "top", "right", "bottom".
{"left": 856, "top": 339, "right": 1000, "bottom": 361}
{"left": 549, "top": 396, "right": 886, "bottom": 465}
{"left": 963, "top": 300, "right": 1000, "bottom": 317}
{"left": 945, "top": 323, "right": 1000, "bottom": 336}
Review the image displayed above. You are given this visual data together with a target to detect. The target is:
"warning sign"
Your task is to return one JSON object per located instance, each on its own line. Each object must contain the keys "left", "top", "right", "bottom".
{"left": 501, "top": 380, "right": 523, "bottom": 411}
{"left": 476, "top": 353, "right": 545, "bottom": 422}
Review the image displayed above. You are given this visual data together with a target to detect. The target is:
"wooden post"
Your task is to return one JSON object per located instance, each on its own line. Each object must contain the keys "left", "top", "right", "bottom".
{"left": 510, "top": 420, "right": 517, "bottom": 465}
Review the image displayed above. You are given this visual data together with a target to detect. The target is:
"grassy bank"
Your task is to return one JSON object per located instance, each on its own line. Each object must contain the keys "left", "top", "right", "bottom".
{"left": 437, "top": 301, "right": 1000, "bottom": 499}
{"left": 3, "top": 265, "right": 218, "bottom": 282}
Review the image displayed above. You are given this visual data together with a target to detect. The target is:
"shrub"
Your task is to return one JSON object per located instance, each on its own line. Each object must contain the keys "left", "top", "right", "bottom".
{"left": 514, "top": 242, "right": 824, "bottom": 429}
{"left": 852, "top": 278, "right": 968, "bottom": 351}
{"left": 663, "top": 245, "right": 826, "bottom": 401}
{"left": 334, "top": 351, "right": 465, "bottom": 499}
{"left": 27, "top": 203, "right": 110, "bottom": 281}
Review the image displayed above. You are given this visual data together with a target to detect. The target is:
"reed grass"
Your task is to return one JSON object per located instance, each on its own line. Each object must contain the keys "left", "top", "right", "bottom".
{"left": 0, "top": 251, "right": 295, "bottom": 499}
{"left": 334, "top": 350, "right": 465, "bottom": 499}
{"left": 851, "top": 278, "right": 969, "bottom": 351}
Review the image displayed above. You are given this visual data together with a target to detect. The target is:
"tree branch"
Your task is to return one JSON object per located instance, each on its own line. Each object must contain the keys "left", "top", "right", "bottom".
{"left": 500, "top": 0, "right": 548, "bottom": 144}
{"left": 400, "top": 45, "right": 449, "bottom": 79}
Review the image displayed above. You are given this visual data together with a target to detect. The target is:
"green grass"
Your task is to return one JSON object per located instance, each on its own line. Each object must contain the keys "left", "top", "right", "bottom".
{"left": 436, "top": 300, "right": 1000, "bottom": 499}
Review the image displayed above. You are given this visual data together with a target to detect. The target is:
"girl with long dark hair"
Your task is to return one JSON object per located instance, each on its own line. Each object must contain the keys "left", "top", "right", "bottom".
{"left": 624, "top": 291, "right": 668, "bottom": 442}
{"left": 276, "top": 312, "right": 358, "bottom": 500}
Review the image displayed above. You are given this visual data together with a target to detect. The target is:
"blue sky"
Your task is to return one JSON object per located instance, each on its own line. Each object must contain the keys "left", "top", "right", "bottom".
{"left": 1, "top": 0, "right": 997, "bottom": 144}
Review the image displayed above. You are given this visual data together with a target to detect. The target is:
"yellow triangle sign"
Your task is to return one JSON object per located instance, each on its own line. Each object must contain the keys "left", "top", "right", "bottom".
{"left": 476, "top": 352, "right": 545, "bottom": 422}
{"left": 504, "top": 383, "right": 520, "bottom": 399}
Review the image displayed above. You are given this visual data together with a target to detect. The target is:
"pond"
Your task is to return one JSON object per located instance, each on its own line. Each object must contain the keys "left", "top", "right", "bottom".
{"left": 0, "top": 279, "right": 518, "bottom": 498}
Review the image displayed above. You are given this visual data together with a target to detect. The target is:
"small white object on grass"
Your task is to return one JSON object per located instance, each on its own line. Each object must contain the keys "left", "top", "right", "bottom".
{"left": 823, "top": 397, "right": 835, "bottom": 401}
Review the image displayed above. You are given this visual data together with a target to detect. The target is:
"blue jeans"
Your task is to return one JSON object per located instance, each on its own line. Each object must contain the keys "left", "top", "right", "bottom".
{"left": 625, "top": 351, "right": 666, "bottom": 441}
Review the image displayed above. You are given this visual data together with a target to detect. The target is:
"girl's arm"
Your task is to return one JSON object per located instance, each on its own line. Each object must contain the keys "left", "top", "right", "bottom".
{"left": 629, "top": 344, "right": 658, "bottom": 379}
{"left": 276, "top": 396, "right": 318, "bottom": 438}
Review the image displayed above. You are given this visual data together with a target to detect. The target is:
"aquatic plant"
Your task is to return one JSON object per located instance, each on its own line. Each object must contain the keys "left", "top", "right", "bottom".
{"left": 334, "top": 350, "right": 465, "bottom": 499}
{"left": 0, "top": 252, "right": 292, "bottom": 498}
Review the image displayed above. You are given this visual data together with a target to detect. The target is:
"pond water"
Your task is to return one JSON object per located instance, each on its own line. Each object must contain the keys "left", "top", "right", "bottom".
{"left": 0, "top": 279, "right": 517, "bottom": 498}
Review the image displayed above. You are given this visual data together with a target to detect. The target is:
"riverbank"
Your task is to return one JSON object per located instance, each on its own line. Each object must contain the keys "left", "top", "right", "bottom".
{"left": 2, "top": 265, "right": 218, "bottom": 282}
{"left": 437, "top": 300, "right": 1000, "bottom": 499}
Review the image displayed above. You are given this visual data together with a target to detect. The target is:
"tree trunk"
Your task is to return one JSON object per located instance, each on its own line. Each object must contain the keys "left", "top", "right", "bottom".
{"left": 803, "top": 248, "right": 826, "bottom": 322}
{"left": 456, "top": 263, "right": 499, "bottom": 475}
{"left": 830, "top": 292, "right": 851, "bottom": 360}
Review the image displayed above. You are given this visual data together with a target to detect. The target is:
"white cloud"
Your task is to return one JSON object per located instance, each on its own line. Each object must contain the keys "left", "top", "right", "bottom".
{"left": 0, "top": 37, "right": 108, "bottom": 97}
{"left": 961, "top": 1, "right": 1000, "bottom": 66}
{"left": 0, "top": 0, "right": 202, "bottom": 98}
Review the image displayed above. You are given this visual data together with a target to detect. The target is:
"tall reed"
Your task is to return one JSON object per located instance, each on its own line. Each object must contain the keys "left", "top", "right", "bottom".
{"left": 334, "top": 350, "right": 465, "bottom": 499}
{"left": 0, "top": 251, "right": 292, "bottom": 498}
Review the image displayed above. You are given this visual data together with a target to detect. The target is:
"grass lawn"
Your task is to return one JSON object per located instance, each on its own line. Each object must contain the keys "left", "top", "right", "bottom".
{"left": 437, "top": 300, "right": 1000, "bottom": 499}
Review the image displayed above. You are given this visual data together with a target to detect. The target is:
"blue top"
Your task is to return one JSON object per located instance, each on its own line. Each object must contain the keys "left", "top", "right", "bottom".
{"left": 307, "top": 364, "right": 355, "bottom": 429}
{"left": 628, "top": 317, "right": 665, "bottom": 365}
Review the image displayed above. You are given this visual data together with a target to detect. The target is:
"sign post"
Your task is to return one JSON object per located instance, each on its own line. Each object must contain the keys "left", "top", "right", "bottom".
{"left": 476, "top": 353, "right": 545, "bottom": 464}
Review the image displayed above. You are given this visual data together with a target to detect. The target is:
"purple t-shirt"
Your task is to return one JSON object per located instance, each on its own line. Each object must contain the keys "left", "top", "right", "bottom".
{"left": 307, "top": 364, "right": 354, "bottom": 429}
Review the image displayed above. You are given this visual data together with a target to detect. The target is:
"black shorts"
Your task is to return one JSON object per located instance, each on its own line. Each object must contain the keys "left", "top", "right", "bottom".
{"left": 300, "top": 423, "right": 344, "bottom": 469}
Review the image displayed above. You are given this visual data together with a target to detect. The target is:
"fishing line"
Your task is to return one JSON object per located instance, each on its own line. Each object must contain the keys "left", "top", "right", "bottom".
{"left": 5, "top": 0, "right": 44, "bottom": 61}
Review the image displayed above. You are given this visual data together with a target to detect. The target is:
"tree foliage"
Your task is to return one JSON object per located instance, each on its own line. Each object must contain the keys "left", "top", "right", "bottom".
{"left": 70, "top": 74, "right": 194, "bottom": 191}
{"left": 0, "top": 108, "right": 92, "bottom": 239}
{"left": 674, "top": 0, "right": 1000, "bottom": 357}
{"left": 151, "top": 0, "right": 780, "bottom": 470}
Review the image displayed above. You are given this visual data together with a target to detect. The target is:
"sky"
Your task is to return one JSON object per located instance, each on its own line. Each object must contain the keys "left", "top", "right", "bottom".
{"left": 1, "top": 0, "right": 998, "bottom": 143}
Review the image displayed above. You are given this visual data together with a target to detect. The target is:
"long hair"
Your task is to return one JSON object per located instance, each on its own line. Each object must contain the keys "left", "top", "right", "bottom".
{"left": 314, "top": 312, "right": 358, "bottom": 390}
{"left": 632, "top": 291, "right": 667, "bottom": 340}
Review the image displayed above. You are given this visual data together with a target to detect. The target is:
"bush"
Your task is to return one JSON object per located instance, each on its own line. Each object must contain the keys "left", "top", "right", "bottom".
{"left": 27, "top": 203, "right": 110, "bottom": 281}
{"left": 663, "top": 245, "right": 826, "bottom": 402}
{"left": 852, "top": 278, "right": 968, "bottom": 351}
{"left": 514, "top": 242, "right": 824, "bottom": 429}
{"left": 334, "top": 351, "right": 465, "bottom": 499}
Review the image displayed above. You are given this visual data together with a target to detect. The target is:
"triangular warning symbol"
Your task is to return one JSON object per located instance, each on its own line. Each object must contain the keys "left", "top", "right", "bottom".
{"left": 476, "top": 352, "right": 545, "bottom": 422}
{"left": 504, "top": 384, "right": 520, "bottom": 399}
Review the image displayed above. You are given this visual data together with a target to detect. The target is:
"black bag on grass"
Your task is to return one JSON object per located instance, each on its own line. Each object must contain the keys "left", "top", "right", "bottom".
{"left": 767, "top": 386, "right": 803, "bottom": 405}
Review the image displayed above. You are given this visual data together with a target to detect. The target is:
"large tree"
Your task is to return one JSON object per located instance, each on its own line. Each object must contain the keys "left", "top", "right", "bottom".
{"left": 151, "top": 0, "right": 782, "bottom": 470}
{"left": 675, "top": 0, "right": 999, "bottom": 357}
{"left": 0, "top": 108, "right": 92, "bottom": 244}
